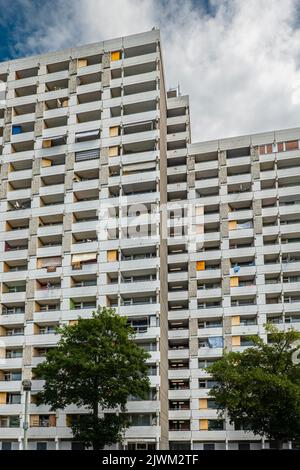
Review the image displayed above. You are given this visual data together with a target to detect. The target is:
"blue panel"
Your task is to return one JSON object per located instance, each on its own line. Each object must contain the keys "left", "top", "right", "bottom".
{"left": 12, "top": 125, "right": 22, "bottom": 134}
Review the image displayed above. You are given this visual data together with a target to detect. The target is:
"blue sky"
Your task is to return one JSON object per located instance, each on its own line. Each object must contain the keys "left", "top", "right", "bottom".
{"left": 1, "top": 0, "right": 300, "bottom": 142}
{"left": 0, "top": 0, "right": 214, "bottom": 60}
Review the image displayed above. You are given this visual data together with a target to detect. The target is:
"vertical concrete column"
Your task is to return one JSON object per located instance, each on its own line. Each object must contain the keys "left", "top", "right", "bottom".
{"left": 69, "top": 58, "right": 77, "bottom": 76}
{"left": 4, "top": 107, "right": 12, "bottom": 125}
{"left": 189, "top": 317, "right": 198, "bottom": 357}
{"left": 34, "top": 118, "right": 43, "bottom": 138}
{"left": 187, "top": 155, "right": 195, "bottom": 189}
{"left": 218, "top": 150, "right": 231, "bottom": 349}
{"left": 3, "top": 123, "right": 11, "bottom": 143}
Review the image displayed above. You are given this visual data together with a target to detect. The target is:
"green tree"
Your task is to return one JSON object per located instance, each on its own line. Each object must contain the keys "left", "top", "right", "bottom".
{"left": 208, "top": 324, "right": 300, "bottom": 449}
{"left": 36, "top": 307, "right": 150, "bottom": 449}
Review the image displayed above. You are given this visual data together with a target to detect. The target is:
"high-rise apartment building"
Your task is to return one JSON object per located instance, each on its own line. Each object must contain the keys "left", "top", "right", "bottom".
{"left": 0, "top": 29, "right": 299, "bottom": 451}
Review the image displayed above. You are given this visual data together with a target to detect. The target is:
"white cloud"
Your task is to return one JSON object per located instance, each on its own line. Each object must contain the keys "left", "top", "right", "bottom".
{"left": 9, "top": 0, "right": 300, "bottom": 141}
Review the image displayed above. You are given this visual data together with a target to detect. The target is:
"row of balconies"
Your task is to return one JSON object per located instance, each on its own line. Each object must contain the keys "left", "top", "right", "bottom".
{"left": 5, "top": 49, "right": 158, "bottom": 88}
{"left": 2, "top": 253, "right": 300, "bottom": 278}
{"left": 166, "top": 186, "right": 300, "bottom": 208}
{"left": 167, "top": 158, "right": 300, "bottom": 182}
{"left": 0, "top": 278, "right": 279, "bottom": 297}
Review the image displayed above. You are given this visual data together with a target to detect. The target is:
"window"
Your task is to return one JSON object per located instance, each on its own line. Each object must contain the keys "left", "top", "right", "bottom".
{"left": 37, "top": 442, "right": 47, "bottom": 450}
{"left": 73, "top": 301, "right": 96, "bottom": 310}
{"left": 199, "top": 380, "right": 218, "bottom": 389}
{"left": 128, "top": 318, "right": 149, "bottom": 333}
{"left": 198, "top": 301, "right": 221, "bottom": 309}
{"left": 169, "top": 420, "right": 190, "bottom": 431}
{"left": 198, "top": 320, "right": 222, "bottom": 329}
{"left": 199, "top": 337, "right": 223, "bottom": 348}
{"left": 169, "top": 442, "right": 190, "bottom": 450}
{"left": 238, "top": 442, "right": 250, "bottom": 450}
{"left": 148, "top": 365, "right": 157, "bottom": 376}
{"left": 39, "top": 326, "right": 56, "bottom": 335}
{"left": 240, "top": 317, "right": 256, "bottom": 326}
{"left": 6, "top": 328, "right": 24, "bottom": 336}
{"left": 71, "top": 442, "right": 85, "bottom": 450}
{"left": 208, "top": 419, "right": 224, "bottom": 431}
{"left": 6, "top": 349, "right": 22, "bottom": 358}
{"left": 128, "top": 414, "right": 155, "bottom": 426}
{"left": 139, "top": 342, "right": 156, "bottom": 352}
{"left": 198, "top": 359, "right": 218, "bottom": 369}
{"left": 75, "top": 149, "right": 100, "bottom": 162}
{"left": 169, "top": 400, "right": 190, "bottom": 410}
{"left": 4, "top": 371, "right": 22, "bottom": 381}
{"left": 127, "top": 443, "right": 156, "bottom": 450}
{"left": 0, "top": 416, "right": 20, "bottom": 428}
{"left": 240, "top": 337, "right": 256, "bottom": 347}
{"left": 169, "top": 380, "right": 189, "bottom": 390}
{"left": 2, "top": 442, "right": 12, "bottom": 450}
{"left": 207, "top": 399, "right": 219, "bottom": 409}
{"left": 3, "top": 306, "right": 25, "bottom": 315}
{"left": 231, "top": 298, "right": 256, "bottom": 306}
{"left": 7, "top": 393, "right": 21, "bottom": 404}
{"left": 203, "top": 443, "right": 215, "bottom": 450}
{"left": 39, "top": 304, "right": 59, "bottom": 311}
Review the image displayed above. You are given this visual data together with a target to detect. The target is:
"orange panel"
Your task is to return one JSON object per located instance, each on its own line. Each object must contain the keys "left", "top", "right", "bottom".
{"left": 196, "top": 261, "right": 205, "bottom": 271}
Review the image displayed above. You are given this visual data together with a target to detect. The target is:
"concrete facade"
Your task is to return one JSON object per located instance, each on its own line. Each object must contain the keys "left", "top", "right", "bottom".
{"left": 0, "top": 29, "right": 299, "bottom": 451}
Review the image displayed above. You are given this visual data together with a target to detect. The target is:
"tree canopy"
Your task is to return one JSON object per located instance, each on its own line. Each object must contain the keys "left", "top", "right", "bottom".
{"left": 36, "top": 307, "right": 150, "bottom": 449}
{"left": 208, "top": 324, "right": 300, "bottom": 447}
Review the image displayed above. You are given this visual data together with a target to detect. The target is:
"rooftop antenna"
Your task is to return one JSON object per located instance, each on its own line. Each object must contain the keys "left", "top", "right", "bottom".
{"left": 177, "top": 83, "right": 181, "bottom": 96}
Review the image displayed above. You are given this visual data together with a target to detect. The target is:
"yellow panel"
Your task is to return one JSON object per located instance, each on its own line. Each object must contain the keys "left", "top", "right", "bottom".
{"left": 199, "top": 419, "right": 208, "bottom": 430}
{"left": 230, "top": 276, "right": 239, "bottom": 287}
{"left": 199, "top": 398, "right": 207, "bottom": 409}
{"left": 111, "top": 51, "right": 121, "bottom": 61}
{"left": 69, "top": 320, "right": 78, "bottom": 326}
{"left": 42, "top": 158, "right": 52, "bottom": 167}
{"left": 231, "top": 316, "right": 240, "bottom": 326}
{"left": 109, "top": 146, "right": 119, "bottom": 157}
{"left": 107, "top": 250, "right": 118, "bottom": 262}
{"left": 72, "top": 261, "right": 81, "bottom": 270}
{"left": 78, "top": 58, "right": 88, "bottom": 68}
{"left": 42, "top": 139, "right": 52, "bottom": 148}
{"left": 196, "top": 261, "right": 205, "bottom": 271}
{"left": 232, "top": 336, "right": 241, "bottom": 346}
{"left": 109, "top": 126, "right": 119, "bottom": 137}
{"left": 0, "top": 392, "right": 6, "bottom": 404}
{"left": 30, "top": 415, "right": 40, "bottom": 427}
{"left": 229, "top": 220, "right": 237, "bottom": 230}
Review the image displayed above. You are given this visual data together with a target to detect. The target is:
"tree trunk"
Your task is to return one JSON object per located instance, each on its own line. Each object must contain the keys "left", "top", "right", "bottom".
{"left": 273, "top": 440, "right": 283, "bottom": 450}
{"left": 92, "top": 401, "right": 100, "bottom": 450}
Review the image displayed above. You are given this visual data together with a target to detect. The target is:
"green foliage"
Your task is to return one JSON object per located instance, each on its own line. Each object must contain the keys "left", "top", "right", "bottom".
{"left": 36, "top": 307, "right": 150, "bottom": 449}
{"left": 208, "top": 324, "right": 300, "bottom": 444}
